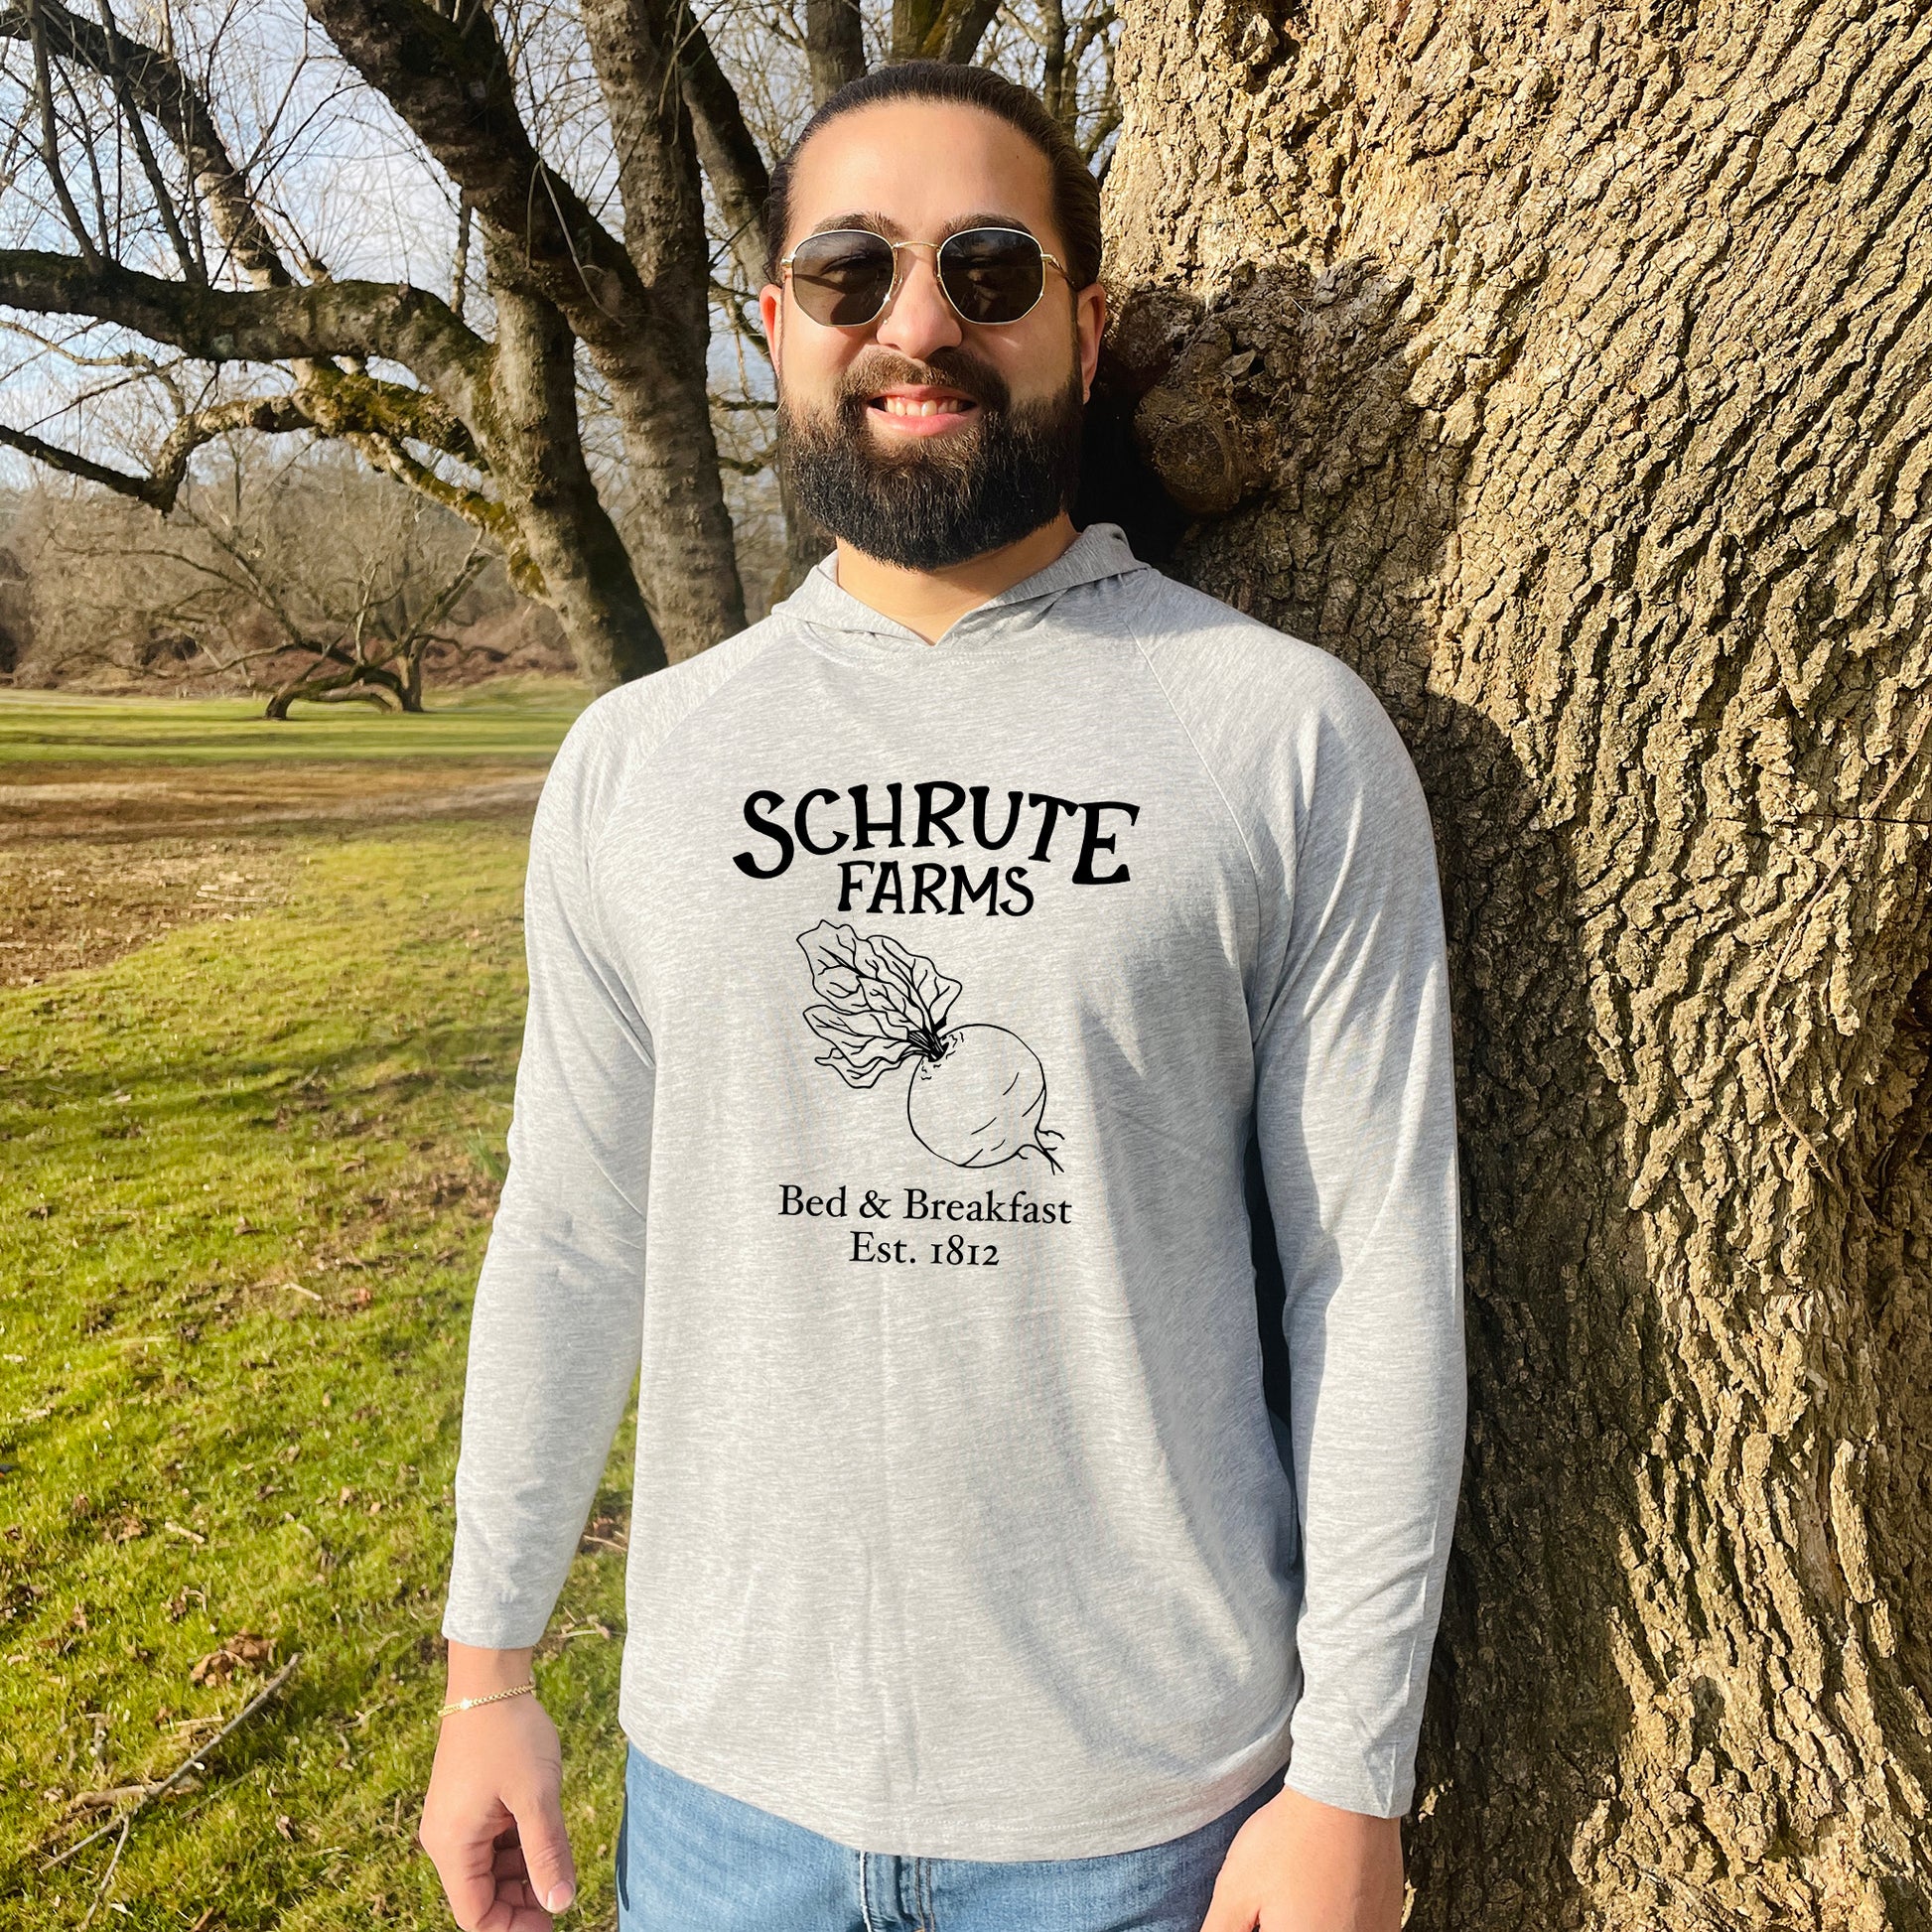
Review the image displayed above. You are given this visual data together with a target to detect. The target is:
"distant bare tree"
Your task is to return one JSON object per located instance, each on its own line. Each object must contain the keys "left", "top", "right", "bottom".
{"left": 15, "top": 445, "right": 507, "bottom": 711}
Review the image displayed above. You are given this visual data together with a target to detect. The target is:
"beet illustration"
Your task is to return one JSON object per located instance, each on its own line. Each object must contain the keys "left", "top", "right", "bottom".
{"left": 906, "top": 1024, "right": 1054, "bottom": 1169}
{"left": 796, "top": 920, "right": 1063, "bottom": 1173}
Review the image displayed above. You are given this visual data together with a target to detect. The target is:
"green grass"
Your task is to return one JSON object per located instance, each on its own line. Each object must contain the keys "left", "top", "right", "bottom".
{"left": 0, "top": 680, "right": 591, "bottom": 768}
{"left": 0, "top": 821, "right": 632, "bottom": 1928}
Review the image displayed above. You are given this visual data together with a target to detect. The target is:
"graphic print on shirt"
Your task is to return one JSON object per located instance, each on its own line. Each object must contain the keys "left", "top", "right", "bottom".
{"left": 795, "top": 919, "right": 1064, "bottom": 1173}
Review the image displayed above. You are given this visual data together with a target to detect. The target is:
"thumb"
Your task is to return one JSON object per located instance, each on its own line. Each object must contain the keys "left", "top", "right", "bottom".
{"left": 508, "top": 1784, "right": 578, "bottom": 1915}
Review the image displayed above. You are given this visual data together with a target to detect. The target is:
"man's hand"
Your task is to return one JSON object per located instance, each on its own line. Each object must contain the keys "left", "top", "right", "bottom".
{"left": 1199, "top": 1784, "right": 1404, "bottom": 1932}
{"left": 420, "top": 1644, "right": 578, "bottom": 1930}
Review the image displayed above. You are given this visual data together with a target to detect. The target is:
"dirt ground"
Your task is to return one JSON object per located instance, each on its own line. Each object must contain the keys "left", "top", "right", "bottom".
{"left": 0, "top": 759, "right": 545, "bottom": 844}
{"left": 0, "top": 759, "right": 543, "bottom": 988}
{"left": 0, "top": 839, "right": 297, "bottom": 987}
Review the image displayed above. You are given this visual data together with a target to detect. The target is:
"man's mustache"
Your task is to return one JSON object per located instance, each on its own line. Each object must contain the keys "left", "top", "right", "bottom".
{"left": 833, "top": 351, "right": 1011, "bottom": 415}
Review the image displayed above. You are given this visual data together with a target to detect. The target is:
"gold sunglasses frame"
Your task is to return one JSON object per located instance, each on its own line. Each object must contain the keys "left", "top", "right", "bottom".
{"left": 778, "top": 225, "right": 1070, "bottom": 329}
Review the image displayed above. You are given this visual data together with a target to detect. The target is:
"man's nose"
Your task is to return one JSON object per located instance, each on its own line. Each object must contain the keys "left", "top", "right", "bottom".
{"left": 871, "top": 244, "right": 963, "bottom": 360}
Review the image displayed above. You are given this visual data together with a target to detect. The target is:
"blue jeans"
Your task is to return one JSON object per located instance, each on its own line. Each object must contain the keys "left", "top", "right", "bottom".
{"left": 614, "top": 1740, "right": 1284, "bottom": 1932}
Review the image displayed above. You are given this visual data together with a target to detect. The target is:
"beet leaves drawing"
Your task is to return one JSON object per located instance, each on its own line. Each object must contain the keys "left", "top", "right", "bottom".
{"left": 795, "top": 920, "right": 1064, "bottom": 1173}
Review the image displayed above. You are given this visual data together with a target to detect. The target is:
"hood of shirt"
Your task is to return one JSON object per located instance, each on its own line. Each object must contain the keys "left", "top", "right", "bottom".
{"left": 769, "top": 520, "right": 1155, "bottom": 658}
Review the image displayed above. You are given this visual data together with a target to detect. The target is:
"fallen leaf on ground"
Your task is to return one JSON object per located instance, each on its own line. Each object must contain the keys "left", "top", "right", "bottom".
{"left": 190, "top": 1631, "right": 275, "bottom": 1685}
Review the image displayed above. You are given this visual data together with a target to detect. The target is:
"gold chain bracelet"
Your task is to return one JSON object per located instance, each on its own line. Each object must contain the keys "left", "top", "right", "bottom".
{"left": 439, "top": 1680, "right": 537, "bottom": 1719}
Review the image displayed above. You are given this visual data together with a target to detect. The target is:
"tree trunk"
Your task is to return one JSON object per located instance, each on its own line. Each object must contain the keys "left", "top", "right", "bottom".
{"left": 807, "top": 0, "right": 865, "bottom": 102}
{"left": 574, "top": 0, "right": 750, "bottom": 663}
{"left": 304, "top": 0, "right": 748, "bottom": 663}
{"left": 1101, "top": 2, "right": 1932, "bottom": 1925}
{"left": 480, "top": 230, "right": 668, "bottom": 688}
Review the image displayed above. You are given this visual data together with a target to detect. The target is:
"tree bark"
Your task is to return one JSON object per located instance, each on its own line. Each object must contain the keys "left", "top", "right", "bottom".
{"left": 889, "top": 0, "right": 1002, "bottom": 63}
{"left": 578, "top": 0, "right": 712, "bottom": 371}
{"left": 480, "top": 230, "right": 668, "bottom": 686}
{"left": 677, "top": 0, "right": 771, "bottom": 281}
{"left": 1101, "top": 1, "right": 1932, "bottom": 1925}
{"left": 672, "top": 3, "right": 839, "bottom": 600}
{"left": 807, "top": 0, "right": 866, "bottom": 102}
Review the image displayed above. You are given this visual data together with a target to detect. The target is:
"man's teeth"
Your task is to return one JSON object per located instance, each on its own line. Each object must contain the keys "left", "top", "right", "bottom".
{"left": 878, "top": 396, "right": 971, "bottom": 416}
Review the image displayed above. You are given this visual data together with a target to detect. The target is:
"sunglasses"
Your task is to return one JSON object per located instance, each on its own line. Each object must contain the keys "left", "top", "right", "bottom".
{"left": 779, "top": 225, "right": 1070, "bottom": 329}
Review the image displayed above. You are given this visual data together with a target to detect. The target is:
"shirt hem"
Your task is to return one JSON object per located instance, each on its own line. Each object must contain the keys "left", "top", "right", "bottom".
{"left": 616, "top": 1688, "right": 1295, "bottom": 1861}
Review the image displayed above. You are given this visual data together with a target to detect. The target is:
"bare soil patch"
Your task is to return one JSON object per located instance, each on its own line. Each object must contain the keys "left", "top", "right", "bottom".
{"left": 0, "top": 756, "right": 543, "bottom": 985}
{"left": 0, "top": 759, "right": 545, "bottom": 845}
{"left": 0, "top": 838, "right": 296, "bottom": 986}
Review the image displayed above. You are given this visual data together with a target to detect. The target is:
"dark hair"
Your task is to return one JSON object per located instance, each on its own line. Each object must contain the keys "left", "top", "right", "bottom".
{"left": 762, "top": 62, "right": 1104, "bottom": 293}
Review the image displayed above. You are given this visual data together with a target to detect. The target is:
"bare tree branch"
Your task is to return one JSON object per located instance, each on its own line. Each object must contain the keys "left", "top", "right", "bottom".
{"left": 674, "top": 0, "right": 769, "bottom": 289}
{"left": 54, "top": 53, "right": 113, "bottom": 252}
{"left": 1038, "top": 0, "right": 1068, "bottom": 130}
{"left": 299, "top": 0, "right": 655, "bottom": 351}
{"left": 0, "top": 395, "right": 472, "bottom": 533}
{"left": 450, "top": 190, "right": 470, "bottom": 319}
{"left": 346, "top": 432, "right": 515, "bottom": 549}
{"left": 0, "top": 417, "right": 183, "bottom": 506}
{"left": 0, "top": 247, "right": 492, "bottom": 408}
{"left": 933, "top": 0, "right": 1002, "bottom": 64}
{"left": 0, "top": 0, "right": 288, "bottom": 285}
{"left": 296, "top": 362, "right": 482, "bottom": 464}
{"left": 0, "top": 313, "right": 174, "bottom": 379}
{"left": 23, "top": 0, "right": 101, "bottom": 261}
{"left": 87, "top": 0, "right": 203, "bottom": 282}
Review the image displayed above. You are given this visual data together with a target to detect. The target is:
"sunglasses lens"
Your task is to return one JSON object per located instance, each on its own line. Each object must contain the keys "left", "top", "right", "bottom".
{"left": 789, "top": 231, "right": 897, "bottom": 326}
{"left": 939, "top": 228, "right": 1045, "bottom": 324}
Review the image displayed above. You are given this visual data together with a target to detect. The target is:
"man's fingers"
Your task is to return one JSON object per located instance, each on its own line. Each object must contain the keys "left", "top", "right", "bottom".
{"left": 424, "top": 1803, "right": 515, "bottom": 1931}
{"left": 1197, "top": 1900, "right": 1258, "bottom": 1932}
{"left": 1196, "top": 1873, "right": 1259, "bottom": 1932}
{"left": 506, "top": 1786, "right": 578, "bottom": 1916}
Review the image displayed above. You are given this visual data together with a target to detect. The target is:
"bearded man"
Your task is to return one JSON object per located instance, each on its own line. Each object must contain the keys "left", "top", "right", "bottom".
{"left": 419, "top": 59, "right": 1466, "bottom": 1932}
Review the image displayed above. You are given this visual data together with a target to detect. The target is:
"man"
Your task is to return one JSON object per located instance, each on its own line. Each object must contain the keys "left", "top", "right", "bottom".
{"left": 420, "top": 59, "right": 1465, "bottom": 1932}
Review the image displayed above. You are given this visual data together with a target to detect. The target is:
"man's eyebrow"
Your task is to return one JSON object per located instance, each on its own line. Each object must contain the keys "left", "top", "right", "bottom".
{"left": 802, "top": 211, "right": 899, "bottom": 240}
{"left": 939, "top": 210, "right": 1040, "bottom": 240}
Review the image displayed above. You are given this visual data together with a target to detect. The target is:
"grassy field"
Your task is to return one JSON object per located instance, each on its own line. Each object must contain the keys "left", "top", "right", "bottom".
{"left": 0, "top": 681, "right": 588, "bottom": 766}
{"left": 0, "top": 687, "right": 642, "bottom": 1929}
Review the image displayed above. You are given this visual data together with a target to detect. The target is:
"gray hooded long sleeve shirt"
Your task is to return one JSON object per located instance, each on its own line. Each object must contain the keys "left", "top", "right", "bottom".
{"left": 441, "top": 520, "right": 1466, "bottom": 1860}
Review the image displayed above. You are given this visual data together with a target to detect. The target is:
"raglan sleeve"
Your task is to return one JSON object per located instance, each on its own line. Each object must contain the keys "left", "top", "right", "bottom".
{"left": 1250, "top": 668, "right": 1466, "bottom": 1820}
{"left": 441, "top": 705, "right": 656, "bottom": 1649}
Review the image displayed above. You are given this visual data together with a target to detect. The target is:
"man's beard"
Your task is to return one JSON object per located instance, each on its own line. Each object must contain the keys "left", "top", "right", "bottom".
{"left": 775, "top": 345, "right": 1086, "bottom": 572}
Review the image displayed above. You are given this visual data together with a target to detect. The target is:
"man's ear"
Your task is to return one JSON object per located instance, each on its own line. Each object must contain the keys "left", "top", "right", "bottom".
{"left": 1077, "top": 281, "right": 1108, "bottom": 401}
{"left": 759, "top": 283, "right": 784, "bottom": 383}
